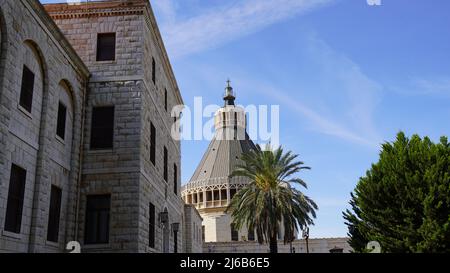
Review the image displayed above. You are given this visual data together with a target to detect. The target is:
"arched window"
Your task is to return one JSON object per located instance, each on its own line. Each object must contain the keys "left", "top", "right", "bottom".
{"left": 10, "top": 41, "right": 46, "bottom": 149}
{"left": 54, "top": 80, "right": 75, "bottom": 168}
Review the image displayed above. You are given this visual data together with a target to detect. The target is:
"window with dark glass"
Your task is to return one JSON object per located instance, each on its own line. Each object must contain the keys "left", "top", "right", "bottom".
{"left": 90, "top": 106, "right": 114, "bottom": 150}
{"left": 163, "top": 146, "right": 168, "bottom": 182}
{"left": 173, "top": 164, "right": 178, "bottom": 195}
{"left": 202, "top": 226, "right": 205, "bottom": 241}
{"left": 47, "top": 185, "right": 62, "bottom": 242}
{"left": 248, "top": 229, "right": 255, "bottom": 241}
{"left": 19, "top": 65, "right": 35, "bottom": 113}
{"left": 231, "top": 224, "right": 239, "bottom": 241}
{"left": 164, "top": 88, "right": 168, "bottom": 111}
{"left": 174, "top": 229, "right": 178, "bottom": 253}
{"left": 84, "top": 195, "right": 111, "bottom": 244}
{"left": 149, "top": 203, "right": 155, "bottom": 248}
{"left": 150, "top": 122, "right": 156, "bottom": 165}
{"left": 4, "top": 164, "right": 27, "bottom": 233}
{"left": 152, "top": 57, "right": 156, "bottom": 84}
{"left": 96, "top": 33, "right": 116, "bottom": 61}
{"left": 56, "top": 102, "right": 67, "bottom": 140}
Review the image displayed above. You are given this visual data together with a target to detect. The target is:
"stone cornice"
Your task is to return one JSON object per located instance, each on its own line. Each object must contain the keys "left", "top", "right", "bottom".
{"left": 44, "top": 0, "right": 145, "bottom": 19}
{"left": 25, "top": 0, "right": 90, "bottom": 78}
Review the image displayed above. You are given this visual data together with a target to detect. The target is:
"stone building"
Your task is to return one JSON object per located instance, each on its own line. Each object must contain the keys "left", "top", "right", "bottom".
{"left": 0, "top": 0, "right": 202, "bottom": 253}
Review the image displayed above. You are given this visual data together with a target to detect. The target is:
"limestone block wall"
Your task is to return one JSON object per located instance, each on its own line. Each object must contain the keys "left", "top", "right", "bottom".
{"left": 204, "top": 238, "right": 352, "bottom": 253}
{"left": 183, "top": 204, "right": 203, "bottom": 253}
{"left": 45, "top": 0, "right": 185, "bottom": 253}
{"left": 0, "top": 0, "right": 89, "bottom": 253}
{"left": 201, "top": 210, "right": 285, "bottom": 243}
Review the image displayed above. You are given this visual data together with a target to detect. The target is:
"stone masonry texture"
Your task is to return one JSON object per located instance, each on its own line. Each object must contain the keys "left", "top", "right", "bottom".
{"left": 0, "top": 0, "right": 202, "bottom": 253}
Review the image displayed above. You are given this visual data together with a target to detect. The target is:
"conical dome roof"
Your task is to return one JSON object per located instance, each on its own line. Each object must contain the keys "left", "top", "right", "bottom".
{"left": 189, "top": 131, "right": 257, "bottom": 182}
{"left": 184, "top": 82, "right": 257, "bottom": 190}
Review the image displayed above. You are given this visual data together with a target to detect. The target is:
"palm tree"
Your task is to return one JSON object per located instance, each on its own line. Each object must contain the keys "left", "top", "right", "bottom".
{"left": 226, "top": 144, "right": 318, "bottom": 253}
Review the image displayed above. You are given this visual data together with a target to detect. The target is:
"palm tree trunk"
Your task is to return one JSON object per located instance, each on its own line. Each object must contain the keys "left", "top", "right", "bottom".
{"left": 269, "top": 234, "right": 278, "bottom": 253}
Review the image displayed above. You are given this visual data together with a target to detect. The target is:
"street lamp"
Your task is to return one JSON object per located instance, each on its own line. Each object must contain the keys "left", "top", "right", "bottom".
{"left": 302, "top": 226, "right": 310, "bottom": 253}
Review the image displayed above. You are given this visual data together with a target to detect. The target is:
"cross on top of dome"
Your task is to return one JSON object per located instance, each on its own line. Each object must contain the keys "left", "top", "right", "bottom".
{"left": 224, "top": 79, "right": 236, "bottom": 106}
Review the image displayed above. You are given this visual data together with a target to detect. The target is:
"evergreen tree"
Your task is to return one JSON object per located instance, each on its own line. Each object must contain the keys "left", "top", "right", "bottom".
{"left": 343, "top": 132, "right": 450, "bottom": 252}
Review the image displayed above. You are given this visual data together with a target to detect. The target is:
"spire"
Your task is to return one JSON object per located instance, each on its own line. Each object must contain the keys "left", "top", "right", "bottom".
{"left": 223, "top": 79, "right": 235, "bottom": 106}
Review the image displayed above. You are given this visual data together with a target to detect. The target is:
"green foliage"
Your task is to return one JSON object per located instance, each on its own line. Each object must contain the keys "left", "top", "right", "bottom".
{"left": 343, "top": 132, "right": 450, "bottom": 252}
{"left": 226, "top": 144, "right": 318, "bottom": 253}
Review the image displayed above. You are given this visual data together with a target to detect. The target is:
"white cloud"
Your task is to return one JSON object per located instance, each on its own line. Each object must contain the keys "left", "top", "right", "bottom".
{"left": 154, "top": 0, "right": 334, "bottom": 58}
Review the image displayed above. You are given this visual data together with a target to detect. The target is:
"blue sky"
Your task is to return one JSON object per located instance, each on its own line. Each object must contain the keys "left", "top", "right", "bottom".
{"left": 41, "top": 0, "right": 450, "bottom": 238}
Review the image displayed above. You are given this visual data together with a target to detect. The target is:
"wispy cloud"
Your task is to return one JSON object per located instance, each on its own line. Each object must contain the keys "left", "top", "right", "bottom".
{"left": 152, "top": 1, "right": 382, "bottom": 148}
{"left": 389, "top": 77, "right": 450, "bottom": 98}
{"left": 263, "top": 86, "right": 379, "bottom": 147}
{"left": 153, "top": 0, "right": 334, "bottom": 58}
{"left": 237, "top": 33, "right": 383, "bottom": 148}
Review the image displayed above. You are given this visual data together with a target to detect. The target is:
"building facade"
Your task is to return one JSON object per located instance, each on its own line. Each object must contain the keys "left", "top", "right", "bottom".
{"left": 0, "top": 0, "right": 202, "bottom": 253}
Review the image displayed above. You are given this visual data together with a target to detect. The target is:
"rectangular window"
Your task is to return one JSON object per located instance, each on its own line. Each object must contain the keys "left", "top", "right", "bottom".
{"left": 174, "top": 229, "right": 178, "bottom": 253}
{"left": 202, "top": 226, "right": 205, "bottom": 242}
{"left": 152, "top": 57, "right": 156, "bottom": 84}
{"left": 173, "top": 164, "right": 178, "bottom": 195}
{"left": 164, "top": 146, "right": 168, "bottom": 182}
{"left": 164, "top": 88, "right": 168, "bottom": 111}
{"left": 150, "top": 122, "right": 156, "bottom": 165}
{"left": 47, "top": 185, "right": 62, "bottom": 242}
{"left": 19, "top": 65, "right": 35, "bottom": 113}
{"left": 90, "top": 106, "right": 114, "bottom": 150}
{"left": 84, "top": 195, "right": 111, "bottom": 245}
{"left": 248, "top": 229, "right": 255, "bottom": 241}
{"left": 96, "top": 33, "right": 116, "bottom": 61}
{"left": 231, "top": 224, "right": 239, "bottom": 241}
{"left": 149, "top": 203, "right": 155, "bottom": 248}
{"left": 4, "top": 164, "right": 27, "bottom": 233}
{"left": 56, "top": 102, "right": 67, "bottom": 140}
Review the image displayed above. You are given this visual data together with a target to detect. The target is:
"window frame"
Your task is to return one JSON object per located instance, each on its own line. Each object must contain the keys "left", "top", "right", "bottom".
{"left": 163, "top": 146, "right": 168, "bottom": 182}
{"left": 173, "top": 163, "right": 178, "bottom": 195}
{"left": 90, "top": 106, "right": 115, "bottom": 150}
{"left": 149, "top": 203, "right": 155, "bottom": 248}
{"left": 152, "top": 57, "right": 156, "bottom": 84}
{"left": 164, "top": 88, "right": 168, "bottom": 112}
{"left": 84, "top": 194, "right": 111, "bottom": 245}
{"left": 56, "top": 101, "right": 67, "bottom": 141}
{"left": 150, "top": 122, "right": 156, "bottom": 165}
{"left": 96, "top": 33, "right": 116, "bottom": 62}
{"left": 47, "top": 185, "right": 62, "bottom": 243}
{"left": 19, "top": 65, "right": 35, "bottom": 113}
{"left": 4, "top": 164, "right": 27, "bottom": 234}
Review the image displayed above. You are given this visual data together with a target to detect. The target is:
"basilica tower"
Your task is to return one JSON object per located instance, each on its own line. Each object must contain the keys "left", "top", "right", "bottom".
{"left": 182, "top": 82, "right": 258, "bottom": 243}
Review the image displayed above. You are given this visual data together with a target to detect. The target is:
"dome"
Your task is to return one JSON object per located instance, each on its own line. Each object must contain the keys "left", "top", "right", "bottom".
{"left": 182, "top": 81, "right": 257, "bottom": 210}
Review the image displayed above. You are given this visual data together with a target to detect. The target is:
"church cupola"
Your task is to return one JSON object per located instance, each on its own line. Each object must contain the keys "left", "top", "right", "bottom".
{"left": 223, "top": 79, "right": 235, "bottom": 106}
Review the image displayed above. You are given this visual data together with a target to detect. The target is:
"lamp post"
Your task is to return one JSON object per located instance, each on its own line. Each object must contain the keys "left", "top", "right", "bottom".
{"left": 302, "top": 226, "right": 310, "bottom": 254}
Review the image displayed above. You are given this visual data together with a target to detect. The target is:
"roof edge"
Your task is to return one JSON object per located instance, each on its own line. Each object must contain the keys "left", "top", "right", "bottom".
{"left": 28, "top": 0, "right": 90, "bottom": 78}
